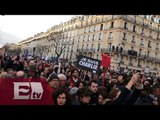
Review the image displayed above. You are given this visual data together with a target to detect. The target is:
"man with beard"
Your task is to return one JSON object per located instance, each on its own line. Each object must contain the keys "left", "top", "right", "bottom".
{"left": 66, "top": 68, "right": 81, "bottom": 88}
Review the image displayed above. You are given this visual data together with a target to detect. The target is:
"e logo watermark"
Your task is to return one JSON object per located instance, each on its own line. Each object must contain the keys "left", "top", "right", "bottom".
{"left": 13, "top": 82, "right": 43, "bottom": 100}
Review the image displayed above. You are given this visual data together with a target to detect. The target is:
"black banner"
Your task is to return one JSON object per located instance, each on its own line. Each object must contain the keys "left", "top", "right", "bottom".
{"left": 76, "top": 55, "right": 101, "bottom": 74}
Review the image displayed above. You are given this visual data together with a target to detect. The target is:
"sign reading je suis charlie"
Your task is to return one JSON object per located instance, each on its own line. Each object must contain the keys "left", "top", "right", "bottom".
{"left": 76, "top": 55, "right": 101, "bottom": 74}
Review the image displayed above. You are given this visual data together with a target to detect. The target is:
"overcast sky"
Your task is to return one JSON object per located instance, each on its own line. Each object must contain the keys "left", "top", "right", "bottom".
{"left": 0, "top": 15, "right": 75, "bottom": 40}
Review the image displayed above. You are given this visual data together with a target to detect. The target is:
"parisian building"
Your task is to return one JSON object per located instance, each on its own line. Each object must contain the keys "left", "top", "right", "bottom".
{"left": 18, "top": 15, "right": 160, "bottom": 75}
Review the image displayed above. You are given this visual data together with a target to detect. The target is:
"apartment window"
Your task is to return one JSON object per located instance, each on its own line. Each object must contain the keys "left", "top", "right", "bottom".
{"left": 97, "top": 54, "right": 99, "bottom": 59}
{"left": 82, "top": 45, "right": 84, "bottom": 51}
{"left": 124, "top": 22, "right": 128, "bottom": 29}
{"left": 132, "top": 36, "right": 135, "bottom": 43}
{"left": 147, "top": 51, "right": 150, "bottom": 58}
{"left": 139, "top": 49, "right": 142, "bottom": 57}
{"left": 133, "top": 25, "right": 136, "bottom": 32}
{"left": 120, "top": 56, "right": 124, "bottom": 63}
{"left": 86, "top": 44, "right": 88, "bottom": 50}
{"left": 131, "top": 46, "right": 134, "bottom": 51}
{"left": 123, "top": 33, "right": 126, "bottom": 40}
{"left": 108, "top": 32, "right": 113, "bottom": 39}
{"left": 94, "top": 26, "right": 96, "bottom": 31}
{"left": 97, "top": 43, "right": 100, "bottom": 51}
{"left": 110, "top": 22, "right": 114, "bottom": 28}
{"left": 100, "top": 24, "right": 103, "bottom": 30}
{"left": 88, "top": 27, "right": 91, "bottom": 32}
{"left": 77, "top": 45, "right": 79, "bottom": 50}
{"left": 148, "top": 41, "right": 151, "bottom": 48}
{"left": 91, "top": 44, "right": 94, "bottom": 50}
{"left": 140, "top": 38, "right": 144, "bottom": 46}
{"left": 71, "top": 46, "right": 73, "bottom": 52}
{"left": 85, "top": 28, "right": 88, "bottom": 33}
{"left": 156, "top": 43, "right": 159, "bottom": 50}
{"left": 67, "top": 46, "right": 69, "bottom": 52}
{"left": 78, "top": 36, "right": 80, "bottom": 42}
{"left": 92, "top": 34, "right": 95, "bottom": 41}
{"left": 155, "top": 53, "right": 157, "bottom": 58}
{"left": 88, "top": 35, "right": 90, "bottom": 41}
{"left": 157, "top": 34, "right": 159, "bottom": 40}
{"left": 99, "top": 33, "right": 102, "bottom": 40}
{"left": 138, "top": 59, "right": 141, "bottom": 67}
{"left": 141, "top": 28, "right": 145, "bottom": 36}
{"left": 149, "top": 31, "right": 152, "bottom": 38}
{"left": 83, "top": 36, "right": 85, "bottom": 42}
{"left": 108, "top": 43, "right": 112, "bottom": 51}
{"left": 129, "top": 58, "right": 133, "bottom": 65}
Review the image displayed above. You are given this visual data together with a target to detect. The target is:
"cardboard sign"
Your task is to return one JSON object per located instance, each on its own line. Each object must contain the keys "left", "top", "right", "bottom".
{"left": 76, "top": 55, "right": 101, "bottom": 74}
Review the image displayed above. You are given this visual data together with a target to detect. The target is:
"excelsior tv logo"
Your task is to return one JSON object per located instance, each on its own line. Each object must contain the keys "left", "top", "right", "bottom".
{"left": 13, "top": 82, "right": 43, "bottom": 100}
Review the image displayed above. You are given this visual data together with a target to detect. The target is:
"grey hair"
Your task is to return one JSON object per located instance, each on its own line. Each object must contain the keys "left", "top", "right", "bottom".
{"left": 57, "top": 74, "right": 67, "bottom": 80}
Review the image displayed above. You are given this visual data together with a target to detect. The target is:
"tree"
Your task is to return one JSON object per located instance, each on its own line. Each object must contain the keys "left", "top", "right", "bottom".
{"left": 35, "top": 44, "right": 44, "bottom": 58}
{"left": 46, "top": 31, "right": 72, "bottom": 63}
{"left": 2, "top": 43, "right": 21, "bottom": 55}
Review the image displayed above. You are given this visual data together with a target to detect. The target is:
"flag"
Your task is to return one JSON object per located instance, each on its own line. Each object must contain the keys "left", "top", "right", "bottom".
{"left": 101, "top": 53, "right": 111, "bottom": 68}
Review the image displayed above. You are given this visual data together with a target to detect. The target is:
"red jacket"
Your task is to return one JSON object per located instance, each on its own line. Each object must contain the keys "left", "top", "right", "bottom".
{"left": 67, "top": 77, "right": 81, "bottom": 87}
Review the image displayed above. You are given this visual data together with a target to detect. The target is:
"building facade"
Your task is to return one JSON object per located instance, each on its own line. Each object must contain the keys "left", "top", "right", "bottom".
{"left": 18, "top": 15, "right": 160, "bottom": 75}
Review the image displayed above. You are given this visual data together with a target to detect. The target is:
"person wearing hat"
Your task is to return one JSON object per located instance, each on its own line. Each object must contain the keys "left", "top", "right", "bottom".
{"left": 47, "top": 73, "right": 60, "bottom": 95}
{"left": 28, "top": 65, "right": 38, "bottom": 78}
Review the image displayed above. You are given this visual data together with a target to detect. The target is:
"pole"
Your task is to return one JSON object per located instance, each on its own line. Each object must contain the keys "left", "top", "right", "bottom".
{"left": 102, "top": 67, "right": 106, "bottom": 92}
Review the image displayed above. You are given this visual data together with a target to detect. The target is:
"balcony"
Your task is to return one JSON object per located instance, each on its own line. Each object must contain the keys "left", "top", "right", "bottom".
{"left": 124, "top": 27, "right": 128, "bottom": 30}
{"left": 140, "top": 43, "right": 144, "bottom": 46}
{"left": 87, "top": 49, "right": 95, "bottom": 53}
{"left": 128, "top": 50, "right": 137, "bottom": 57}
{"left": 156, "top": 48, "right": 159, "bottom": 51}
{"left": 154, "top": 58, "right": 160, "bottom": 63}
{"left": 129, "top": 63, "right": 133, "bottom": 66}
{"left": 119, "top": 61, "right": 124, "bottom": 64}
{"left": 109, "top": 26, "right": 114, "bottom": 29}
{"left": 122, "top": 38, "right": 127, "bottom": 41}
{"left": 119, "top": 16, "right": 159, "bottom": 32}
{"left": 131, "top": 40, "right": 136, "bottom": 44}
{"left": 146, "top": 57, "right": 153, "bottom": 62}
{"left": 149, "top": 35, "right": 153, "bottom": 39}
{"left": 153, "top": 67, "right": 157, "bottom": 70}
{"left": 157, "top": 38, "right": 160, "bottom": 41}
{"left": 120, "top": 50, "right": 128, "bottom": 56}
{"left": 132, "top": 30, "right": 137, "bottom": 33}
{"left": 100, "top": 48, "right": 111, "bottom": 53}
{"left": 108, "top": 37, "right": 113, "bottom": 40}
{"left": 138, "top": 54, "right": 142, "bottom": 58}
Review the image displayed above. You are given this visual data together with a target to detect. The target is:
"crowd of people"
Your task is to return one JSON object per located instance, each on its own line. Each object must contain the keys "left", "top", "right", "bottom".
{"left": 0, "top": 52, "right": 160, "bottom": 105}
